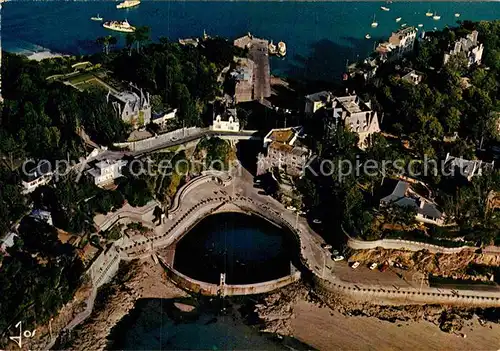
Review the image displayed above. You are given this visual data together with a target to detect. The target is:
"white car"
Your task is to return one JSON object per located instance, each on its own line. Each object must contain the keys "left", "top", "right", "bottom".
{"left": 369, "top": 263, "right": 378, "bottom": 270}
{"left": 351, "top": 261, "right": 360, "bottom": 269}
{"left": 333, "top": 255, "right": 344, "bottom": 262}
{"left": 286, "top": 206, "right": 297, "bottom": 211}
{"left": 321, "top": 244, "right": 333, "bottom": 250}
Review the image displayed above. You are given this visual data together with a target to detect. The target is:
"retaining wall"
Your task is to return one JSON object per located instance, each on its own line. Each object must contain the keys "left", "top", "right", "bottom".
{"left": 113, "top": 127, "right": 203, "bottom": 152}
{"left": 313, "top": 275, "right": 500, "bottom": 307}
{"left": 347, "top": 237, "right": 477, "bottom": 254}
{"left": 161, "top": 258, "right": 301, "bottom": 296}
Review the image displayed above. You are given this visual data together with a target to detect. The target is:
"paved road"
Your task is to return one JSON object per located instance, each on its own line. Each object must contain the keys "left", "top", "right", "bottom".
{"left": 248, "top": 39, "right": 271, "bottom": 101}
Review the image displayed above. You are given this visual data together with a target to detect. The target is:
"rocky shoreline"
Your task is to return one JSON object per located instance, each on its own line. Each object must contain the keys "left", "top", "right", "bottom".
{"left": 40, "top": 258, "right": 499, "bottom": 350}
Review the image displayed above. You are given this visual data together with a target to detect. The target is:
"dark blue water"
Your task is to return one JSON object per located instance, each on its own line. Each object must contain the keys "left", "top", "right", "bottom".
{"left": 3, "top": 1, "right": 500, "bottom": 79}
{"left": 174, "top": 212, "right": 296, "bottom": 284}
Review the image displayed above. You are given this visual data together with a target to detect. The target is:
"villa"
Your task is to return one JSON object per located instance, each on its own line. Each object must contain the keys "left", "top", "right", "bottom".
{"left": 375, "top": 27, "right": 417, "bottom": 62}
{"left": 257, "top": 126, "right": 310, "bottom": 177}
{"left": 326, "top": 95, "right": 381, "bottom": 149}
{"left": 107, "top": 83, "right": 151, "bottom": 129}
{"left": 87, "top": 159, "right": 127, "bottom": 188}
{"left": 401, "top": 69, "right": 424, "bottom": 85}
{"left": 443, "top": 30, "right": 484, "bottom": 67}
{"left": 22, "top": 160, "right": 53, "bottom": 194}
{"left": 380, "top": 180, "right": 446, "bottom": 226}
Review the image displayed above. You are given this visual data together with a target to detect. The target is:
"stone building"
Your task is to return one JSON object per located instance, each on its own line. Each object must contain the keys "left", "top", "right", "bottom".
{"left": 257, "top": 127, "right": 310, "bottom": 177}
{"left": 443, "top": 30, "right": 484, "bottom": 67}
{"left": 87, "top": 159, "right": 126, "bottom": 188}
{"left": 212, "top": 108, "right": 240, "bottom": 132}
{"left": 108, "top": 83, "right": 151, "bottom": 129}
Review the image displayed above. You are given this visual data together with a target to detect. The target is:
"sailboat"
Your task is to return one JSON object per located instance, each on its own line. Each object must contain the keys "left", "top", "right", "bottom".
{"left": 371, "top": 14, "right": 378, "bottom": 28}
{"left": 433, "top": 13, "right": 441, "bottom": 20}
{"left": 425, "top": 9, "right": 433, "bottom": 17}
{"left": 91, "top": 14, "right": 103, "bottom": 21}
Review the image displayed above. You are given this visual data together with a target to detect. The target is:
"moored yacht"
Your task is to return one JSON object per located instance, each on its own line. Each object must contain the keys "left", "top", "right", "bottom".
{"left": 103, "top": 19, "right": 136, "bottom": 33}
{"left": 395, "top": 17, "right": 402, "bottom": 23}
{"left": 371, "top": 14, "right": 378, "bottom": 28}
{"left": 426, "top": 10, "right": 433, "bottom": 17}
{"left": 433, "top": 13, "right": 441, "bottom": 20}
{"left": 116, "top": 0, "right": 141, "bottom": 9}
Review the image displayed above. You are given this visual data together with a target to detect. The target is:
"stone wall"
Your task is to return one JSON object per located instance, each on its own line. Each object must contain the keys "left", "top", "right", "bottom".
{"left": 347, "top": 237, "right": 477, "bottom": 254}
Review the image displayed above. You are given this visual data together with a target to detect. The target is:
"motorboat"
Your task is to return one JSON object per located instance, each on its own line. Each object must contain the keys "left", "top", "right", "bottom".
{"left": 426, "top": 10, "right": 433, "bottom": 17}
{"left": 371, "top": 14, "right": 378, "bottom": 28}
{"left": 418, "top": 23, "right": 424, "bottom": 28}
{"left": 365, "top": 33, "right": 371, "bottom": 39}
{"left": 91, "top": 14, "right": 103, "bottom": 21}
{"left": 381, "top": 6, "right": 390, "bottom": 11}
{"left": 433, "top": 13, "right": 441, "bottom": 20}
{"left": 395, "top": 17, "right": 402, "bottom": 23}
{"left": 455, "top": 13, "right": 461, "bottom": 18}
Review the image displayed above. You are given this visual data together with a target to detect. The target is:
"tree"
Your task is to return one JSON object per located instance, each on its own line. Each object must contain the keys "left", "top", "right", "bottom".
{"left": 134, "top": 26, "right": 151, "bottom": 52}
{"left": 125, "top": 32, "right": 135, "bottom": 56}
{"left": 96, "top": 35, "right": 117, "bottom": 55}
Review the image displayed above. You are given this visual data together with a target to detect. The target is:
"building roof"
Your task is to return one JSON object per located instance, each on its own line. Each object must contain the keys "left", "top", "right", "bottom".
{"left": 0, "top": 232, "right": 18, "bottom": 249}
{"left": 444, "top": 153, "right": 494, "bottom": 179}
{"left": 267, "top": 129, "right": 295, "bottom": 144}
{"left": 269, "top": 141, "right": 308, "bottom": 157}
{"left": 380, "top": 180, "right": 443, "bottom": 220}
{"left": 305, "top": 91, "right": 332, "bottom": 103}
{"left": 24, "top": 160, "right": 52, "bottom": 182}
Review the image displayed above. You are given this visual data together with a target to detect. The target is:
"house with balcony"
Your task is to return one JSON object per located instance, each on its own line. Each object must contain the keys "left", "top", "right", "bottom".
{"left": 108, "top": 83, "right": 151, "bottom": 129}
{"left": 402, "top": 69, "right": 424, "bottom": 85}
{"left": 87, "top": 159, "right": 127, "bottom": 188}
{"left": 443, "top": 30, "right": 484, "bottom": 67}
{"left": 22, "top": 160, "right": 53, "bottom": 194}
{"left": 375, "top": 27, "right": 417, "bottom": 62}
{"left": 380, "top": 180, "right": 446, "bottom": 226}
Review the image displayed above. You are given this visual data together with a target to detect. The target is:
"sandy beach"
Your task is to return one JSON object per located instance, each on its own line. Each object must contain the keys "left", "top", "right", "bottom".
{"left": 291, "top": 300, "right": 500, "bottom": 351}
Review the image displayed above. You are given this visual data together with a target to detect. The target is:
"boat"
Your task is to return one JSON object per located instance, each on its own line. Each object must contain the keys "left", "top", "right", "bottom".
{"left": 90, "top": 14, "right": 103, "bottom": 21}
{"left": 401, "top": 23, "right": 407, "bottom": 27}
{"left": 433, "top": 13, "right": 441, "bottom": 20}
{"left": 116, "top": 0, "right": 140, "bottom": 9}
{"left": 418, "top": 23, "right": 424, "bottom": 28}
{"left": 268, "top": 41, "right": 277, "bottom": 55}
{"left": 277, "top": 41, "right": 286, "bottom": 56}
{"left": 371, "top": 15, "right": 378, "bottom": 28}
{"left": 395, "top": 17, "right": 402, "bottom": 23}
{"left": 455, "top": 13, "right": 461, "bottom": 18}
{"left": 365, "top": 33, "right": 371, "bottom": 39}
{"left": 381, "top": 6, "right": 390, "bottom": 11}
{"left": 426, "top": 10, "right": 433, "bottom": 17}
{"left": 103, "top": 19, "right": 136, "bottom": 33}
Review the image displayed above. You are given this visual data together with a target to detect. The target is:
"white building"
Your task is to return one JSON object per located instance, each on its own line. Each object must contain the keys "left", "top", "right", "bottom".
{"left": 304, "top": 91, "right": 333, "bottom": 115}
{"left": 443, "top": 30, "right": 484, "bottom": 67}
{"left": 0, "top": 232, "right": 18, "bottom": 253}
{"left": 151, "top": 108, "right": 177, "bottom": 129}
{"left": 388, "top": 27, "right": 417, "bottom": 59}
{"left": 444, "top": 153, "right": 494, "bottom": 181}
{"left": 402, "top": 70, "right": 423, "bottom": 85}
{"left": 87, "top": 160, "right": 126, "bottom": 187}
{"left": 22, "top": 160, "right": 53, "bottom": 194}
{"left": 212, "top": 108, "right": 240, "bottom": 132}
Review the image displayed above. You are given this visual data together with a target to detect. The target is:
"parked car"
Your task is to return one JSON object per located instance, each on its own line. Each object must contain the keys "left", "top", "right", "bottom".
{"left": 333, "top": 255, "right": 344, "bottom": 262}
{"left": 321, "top": 244, "right": 333, "bottom": 250}
{"left": 369, "top": 263, "right": 378, "bottom": 270}
{"left": 379, "top": 262, "right": 390, "bottom": 272}
{"left": 351, "top": 261, "right": 360, "bottom": 269}
{"left": 331, "top": 250, "right": 339, "bottom": 256}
